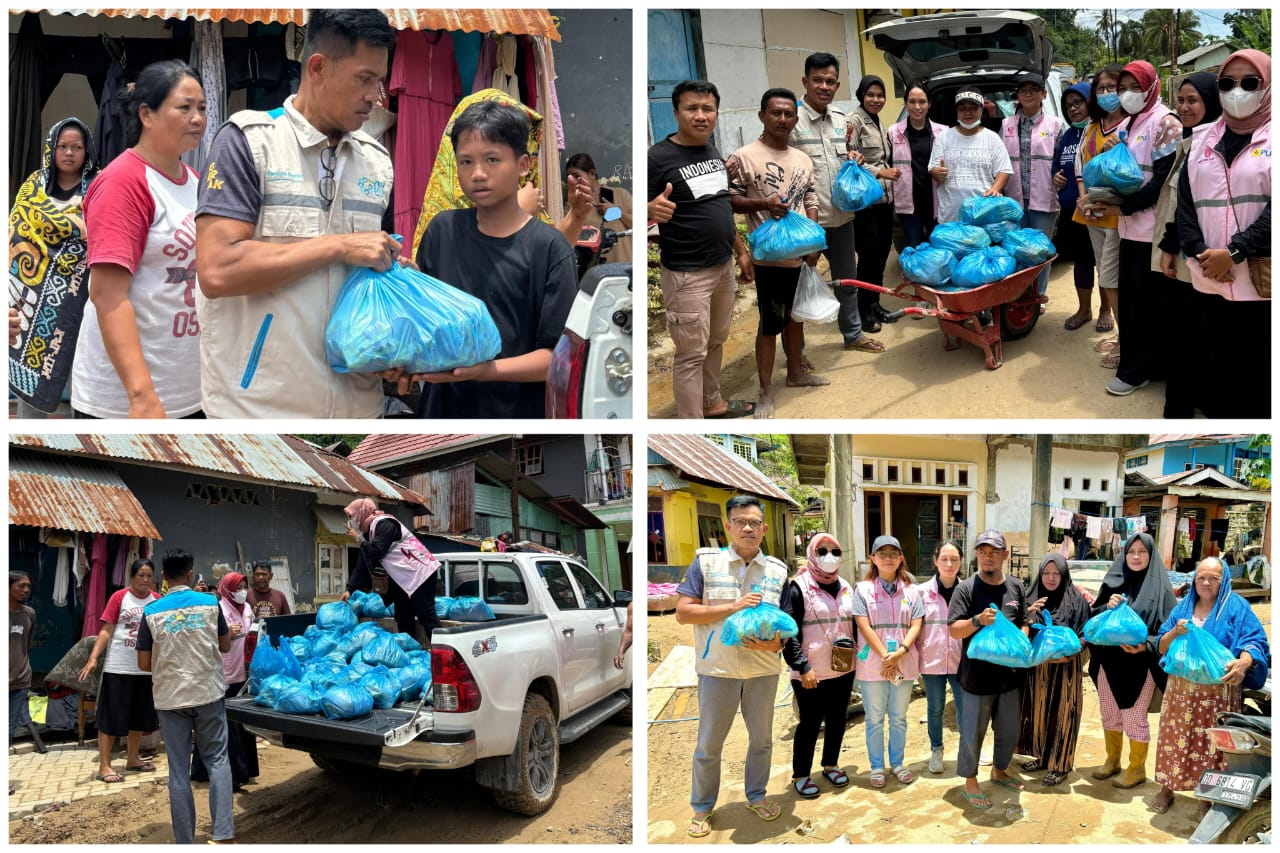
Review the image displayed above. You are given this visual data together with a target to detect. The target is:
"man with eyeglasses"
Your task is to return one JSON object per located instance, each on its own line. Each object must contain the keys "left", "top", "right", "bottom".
{"left": 675, "top": 495, "right": 789, "bottom": 836}
{"left": 1000, "top": 72, "right": 1065, "bottom": 298}
{"left": 195, "top": 9, "right": 402, "bottom": 418}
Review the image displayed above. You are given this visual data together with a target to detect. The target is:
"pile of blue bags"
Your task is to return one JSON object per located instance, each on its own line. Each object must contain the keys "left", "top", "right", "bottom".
{"left": 929, "top": 222, "right": 992, "bottom": 259}
{"left": 900, "top": 193, "right": 1054, "bottom": 290}
{"left": 434, "top": 595, "right": 497, "bottom": 621}
{"left": 249, "top": 599, "right": 431, "bottom": 721}
{"left": 749, "top": 211, "right": 827, "bottom": 262}
{"left": 899, "top": 244, "right": 958, "bottom": 288}
{"left": 953, "top": 246, "right": 1017, "bottom": 289}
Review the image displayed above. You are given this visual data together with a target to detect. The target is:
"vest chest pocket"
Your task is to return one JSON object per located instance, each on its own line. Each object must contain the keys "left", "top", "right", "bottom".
{"left": 260, "top": 206, "right": 322, "bottom": 240}
{"left": 346, "top": 211, "right": 384, "bottom": 237}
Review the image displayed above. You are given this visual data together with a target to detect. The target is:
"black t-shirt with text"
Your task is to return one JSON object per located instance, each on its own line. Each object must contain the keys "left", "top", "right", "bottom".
{"left": 647, "top": 135, "right": 736, "bottom": 271}
{"left": 948, "top": 574, "right": 1028, "bottom": 695}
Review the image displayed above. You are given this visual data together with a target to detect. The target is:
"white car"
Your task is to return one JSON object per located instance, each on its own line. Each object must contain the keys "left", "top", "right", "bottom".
{"left": 546, "top": 259, "right": 632, "bottom": 419}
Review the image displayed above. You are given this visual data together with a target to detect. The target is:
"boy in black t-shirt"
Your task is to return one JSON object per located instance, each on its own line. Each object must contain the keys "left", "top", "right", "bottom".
{"left": 408, "top": 101, "right": 576, "bottom": 419}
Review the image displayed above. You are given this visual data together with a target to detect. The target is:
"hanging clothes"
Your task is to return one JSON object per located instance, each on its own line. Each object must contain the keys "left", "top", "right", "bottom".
{"left": 531, "top": 36, "right": 564, "bottom": 152}
{"left": 518, "top": 37, "right": 538, "bottom": 110}
{"left": 1050, "top": 508, "right": 1073, "bottom": 529}
{"left": 1085, "top": 515, "right": 1103, "bottom": 540}
{"left": 389, "top": 29, "right": 462, "bottom": 244}
{"left": 95, "top": 59, "right": 129, "bottom": 168}
{"left": 111, "top": 536, "right": 129, "bottom": 586}
{"left": 183, "top": 20, "right": 226, "bottom": 174}
{"left": 493, "top": 35, "right": 520, "bottom": 99}
{"left": 52, "top": 544, "right": 71, "bottom": 607}
{"left": 472, "top": 35, "right": 499, "bottom": 93}
{"left": 9, "top": 13, "right": 45, "bottom": 202}
{"left": 451, "top": 31, "right": 483, "bottom": 97}
{"left": 82, "top": 533, "right": 108, "bottom": 638}
{"left": 75, "top": 533, "right": 91, "bottom": 584}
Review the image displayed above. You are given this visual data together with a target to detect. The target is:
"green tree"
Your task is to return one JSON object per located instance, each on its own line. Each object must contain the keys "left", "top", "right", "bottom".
{"left": 1238, "top": 434, "right": 1271, "bottom": 490}
{"left": 1224, "top": 9, "right": 1271, "bottom": 51}
{"left": 751, "top": 435, "right": 822, "bottom": 536}
{"left": 1033, "top": 9, "right": 1106, "bottom": 78}
{"left": 1138, "top": 9, "right": 1201, "bottom": 66}
{"left": 1116, "top": 20, "right": 1144, "bottom": 62}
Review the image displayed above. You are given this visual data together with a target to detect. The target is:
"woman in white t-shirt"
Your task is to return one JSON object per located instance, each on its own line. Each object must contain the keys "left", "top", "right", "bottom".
{"left": 78, "top": 558, "right": 161, "bottom": 783}
{"left": 928, "top": 90, "right": 1013, "bottom": 223}
{"left": 73, "top": 59, "right": 207, "bottom": 418}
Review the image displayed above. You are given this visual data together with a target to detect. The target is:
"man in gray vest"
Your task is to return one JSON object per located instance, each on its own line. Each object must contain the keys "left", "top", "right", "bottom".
{"left": 195, "top": 9, "right": 401, "bottom": 418}
{"left": 675, "top": 495, "right": 789, "bottom": 837}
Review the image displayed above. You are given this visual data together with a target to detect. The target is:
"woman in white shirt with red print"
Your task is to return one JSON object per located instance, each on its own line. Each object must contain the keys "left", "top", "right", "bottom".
{"left": 73, "top": 60, "right": 206, "bottom": 418}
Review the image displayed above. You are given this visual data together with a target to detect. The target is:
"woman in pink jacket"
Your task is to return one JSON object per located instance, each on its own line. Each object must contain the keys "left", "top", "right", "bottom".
{"left": 918, "top": 539, "right": 964, "bottom": 775}
{"left": 889, "top": 82, "right": 947, "bottom": 247}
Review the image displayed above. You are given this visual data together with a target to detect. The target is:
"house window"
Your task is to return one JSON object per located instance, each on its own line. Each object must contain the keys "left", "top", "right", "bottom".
{"left": 1127, "top": 455, "right": 1148, "bottom": 469}
{"left": 731, "top": 438, "right": 754, "bottom": 461}
{"left": 1083, "top": 478, "right": 1092, "bottom": 491}
{"left": 696, "top": 500, "right": 728, "bottom": 549}
{"left": 317, "top": 543, "right": 346, "bottom": 598}
{"left": 185, "top": 482, "right": 260, "bottom": 506}
{"left": 1101, "top": 479, "right": 1110, "bottom": 492}
{"left": 887, "top": 464, "right": 899, "bottom": 482}
{"left": 706, "top": 435, "right": 726, "bottom": 447}
{"left": 1063, "top": 477, "right": 1072, "bottom": 490}
{"left": 862, "top": 462, "right": 874, "bottom": 480}
{"left": 957, "top": 469, "right": 969, "bottom": 487}
{"left": 516, "top": 441, "right": 544, "bottom": 476}
{"left": 911, "top": 465, "right": 922, "bottom": 484}
{"left": 935, "top": 468, "right": 947, "bottom": 486}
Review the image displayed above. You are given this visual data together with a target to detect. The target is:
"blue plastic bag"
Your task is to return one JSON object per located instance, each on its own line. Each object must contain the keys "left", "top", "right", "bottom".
{"left": 249, "top": 636, "right": 286, "bottom": 693}
{"left": 832, "top": 160, "right": 884, "bottom": 212}
{"left": 326, "top": 262, "right": 503, "bottom": 375}
{"left": 1083, "top": 597, "right": 1149, "bottom": 646}
{"left": 1161, "top": 623, "right": 1236, "bottom": 684}
{"left": 928, "top": 222, "right": 991, "bottom": 259}
{"left": 393, "top": 632, "right": 423, "bottom": 652}
{"left": 319, "top": 682, "right": 375, "bottom": 721}
{"left": 362, "top": 634, "right": 409, "bottom": 668}
{"left": 983, "top": 219, "right": 1019, "bottom": 245}
{"left": 720, "top": 602, "right": 800, "bottom": 646}
{"left": 1081, "top": 132, "right": 1145, "bottom": 194}
{"left": 254, "top": 673, "right": 297, "bottom": 707}
{"left": 1001, "top": 228, "right": 1056, "bottom": 268}
{"left": 273, "top": 682, "right": 323, "bottom": 715}
{"left": 316, "top": 600, "right": 358, "bottom": 633}
{"left": 301, "top": 662, "right": 344, "bottom": 692}
{"left": 1027, "top": 611, "right": 1083, "bottom": 667}
{"left": 308, "top": 630, "right": 340, "bottom": 658}
{"left": 362, "top": 665, "right": 403, "bottom": 710}
{"left": 900, "top": 244, "right": 957, "bottom": 287}
{"left": 952, "top": 246, "right": 1016, "bottom": 289}
{"left": 750, "top": 211, "right": 828, "bottom": 262}
{"left": 968, "top": 605, "right": 1032, "bottom": 668}
{"left": 448, "top": 596, "right": 496, "bottom": 622}
{"left": 287, "top": 636, "right": 311, "bottom": 662}
{"left": 434, "top": 596, "right": 454, "bottom": 619}
{"left": 278, "top": 635, "right": 304, "bottom": 681}
{"left": 959, "top": 195, "right": 1023, "bottom": 226}
{"left": 396, "top": 662, "right": 433, "bottom": 703}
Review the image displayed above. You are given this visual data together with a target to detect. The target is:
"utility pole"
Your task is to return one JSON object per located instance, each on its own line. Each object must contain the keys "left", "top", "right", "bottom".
{"left": 1029, "top": 435, "right": 1053, "bottom": 574}
{"left": 510, "top": 436, "right": 522, "bottom": 541}
{"left": 1170, "top": 9, "right": 1179, "bottom": 95}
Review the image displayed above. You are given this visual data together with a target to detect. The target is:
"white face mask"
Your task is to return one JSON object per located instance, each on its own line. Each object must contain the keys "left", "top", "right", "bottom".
{"left": 817, "top": 554, "right": 841, "bottom": 572}
{"left": 957, "top": 117, "right": 983, "bottom": 130}
{"left": 1222, "top": 86, "right": 1268, "bottom": 119}
{"left": 233, "top": 589, "right": 248, "bottom": 604}
{"left": 1119, "top": 88, "right": 1149, "bottom": 115}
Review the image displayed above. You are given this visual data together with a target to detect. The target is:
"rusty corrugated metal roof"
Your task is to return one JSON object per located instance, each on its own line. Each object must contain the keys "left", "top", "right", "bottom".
{"left": 347, "top": 434, "right": 501, "bottom": 469}
{"left": 9, "top": 452, "right": 162, "bottom": 538}
{"left": 648, "top": 434, "right": 798, "bottom": 507}
{"left": 23, "top": 9, "right": 560, "bottom": 39}
{"left": 9, "top": 434, "right": 426, "bottom": 507}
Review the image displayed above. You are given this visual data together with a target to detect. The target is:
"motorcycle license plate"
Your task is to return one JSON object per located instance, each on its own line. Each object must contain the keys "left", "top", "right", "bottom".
{"left": 1194, "top": 770, "right": 1261, "bottom": 808}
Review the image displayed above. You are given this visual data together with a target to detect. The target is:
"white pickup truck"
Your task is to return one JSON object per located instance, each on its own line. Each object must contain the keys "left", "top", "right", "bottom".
{"left": 225, "top": 551, "right": 632, "bottom": 815}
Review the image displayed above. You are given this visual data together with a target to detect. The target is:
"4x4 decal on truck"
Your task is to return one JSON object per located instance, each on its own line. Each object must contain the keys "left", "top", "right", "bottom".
{"left": 472, "top": 636, "right": 498, "bottom": 657}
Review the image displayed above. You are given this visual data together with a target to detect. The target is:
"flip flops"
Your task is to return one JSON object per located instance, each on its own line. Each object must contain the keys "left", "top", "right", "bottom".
{"left": 1042, "top": 771, "right": 1068, "bottom": 787}
{"left": 1094, "top": 336, "right": 1119, "bottom": 353}
{"left": 869, "top": 770, "right": 887, "bottom": 788}
{"left": 793, "top": 777, "right": 820, "bottom": 798}
{"left": 821, "top": 767, "right": 849, "bottom": 787}
{"left": 1095, "top": 315, "right": 1115, "bottom": 333}
{"left": 1021, "top": 759, "right": 1043, "bottom": 772}
{"left": 745, "top": 800, "right": 780, "bottom": 821}
{"left": 963, "top": 790, "right": 992, "bottom": 810}
{"left": 95, "top": 772, "right": 125, "bottom": 784}
{"left": 687, "top": 817, "right": 711, "bottom": 838}
{"left": 990, "top": 776, "right": 1025, "bottom": 792}
{"left": 705, "top": 399, "right": 756, "bottom": 419}
{"left": 125, "top": 761, "right": 156, "bottom": 772}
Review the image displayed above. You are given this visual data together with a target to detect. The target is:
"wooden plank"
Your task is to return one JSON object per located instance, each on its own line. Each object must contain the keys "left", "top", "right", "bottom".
{"left": 647, "top": 686, "right": 677, "bottom": 723}
{"left": 647, "top": 644, "right": 697, "bottom": 688}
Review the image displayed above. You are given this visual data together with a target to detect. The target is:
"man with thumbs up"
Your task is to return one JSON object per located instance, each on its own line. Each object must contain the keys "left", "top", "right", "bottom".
{"left": 649, "top": 80, "right": 756, "bottom": 419}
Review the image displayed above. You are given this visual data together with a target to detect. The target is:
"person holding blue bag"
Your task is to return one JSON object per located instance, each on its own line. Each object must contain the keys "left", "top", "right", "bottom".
{"left": 1086, "top": 532, "right": 1175, "bottom": 790}
{"left": 849, "top": 76, "right": 900, "bottom": 330}
{"left": 1055, "top": 82, "right": 1099, "bottom": 331}
{"left": 1015, "top": 553, "right": 1089, "bottom": 787}
{"left": 946, "top": 529, "right": 1029, "bottom": 810}
{"left": 1149, "top": 557, "right": 1269, "bottom": 814}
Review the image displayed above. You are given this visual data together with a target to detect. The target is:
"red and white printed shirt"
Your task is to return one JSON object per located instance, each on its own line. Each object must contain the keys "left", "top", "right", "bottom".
{"left": 100, "top": 587, "right": 161, "bottom": 675}
{"left": 73, "top": 149, "right": 202, "bottom": 418}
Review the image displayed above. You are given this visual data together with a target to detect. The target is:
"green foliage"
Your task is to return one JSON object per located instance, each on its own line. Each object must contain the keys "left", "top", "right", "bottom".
{"left": 751, "top": 435, "right": 823, "bottom": 535}
{"left": 1034, "top": 9, "right": 1107, "bottom": 78}
{"left": 1138, "top": 9, "right": 1201, "bottom": 63}
{"left": 1239, "top": 434, "right": 1271, "bottom": 490}
{"left": 1225, "top": 9, "right": 1271, "bottom": 52}
{"left": 297, "top": 434, "right": 366, "bottom": 453}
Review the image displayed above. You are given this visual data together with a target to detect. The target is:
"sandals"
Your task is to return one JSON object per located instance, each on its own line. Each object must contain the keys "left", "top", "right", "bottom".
{"left": 745, "top": 800, "right": 780, "bottom": 821}
{"left": 125, "top": 761, "right": 157, "bottom": 772}
{"left": 1100, "top": 351, "right": 1121, "bottom": 370}
{"left": 1064, "top": 312, "right": 1092, "bottom": 330}
{"left": 821, "top": 767, "right": 849, "bottom": 787}
{"left": 893, "top": 766, "right": 915, "bottom": 784}
{"left": 963, "top": 790, "right": 992, "bottom": 810}
{"left": 990, "top": 776, "right": 1025, "bottom": 792}
{"left": 793, "top": 776, "right": 820, "bottom": 798}
{"left": 95, "top": 772, "right": 125, "bottom": 784}
{"left": 1095, "top": 315, "right": 1115, "bottom": 333}
{"left": 1094, "top": 336, "right": 1119, "bottom": 353}
{"left": 687, "top": 817, "right": 712, "bottom": 838}
{"left": 869, "top": 770, "right": 887, "bottom": 789}
{"left": 705, "top": 399, "right": 756, "bottom": 419}
{"left": 844, "top": 336, "right": 885, "bottom": 353}
{"left": 1021, "top": 759, "right": 1043, "bottom": 772}
{"left": 1042, "top": 771, "right": 1068, "bottom": 787}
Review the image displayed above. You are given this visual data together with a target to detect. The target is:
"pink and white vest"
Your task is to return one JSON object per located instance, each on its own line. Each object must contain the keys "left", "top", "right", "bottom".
{"left": 364, "top": 512, "right": 440, "bottom": 596}
{"left": 854, "top": 579, "right": 921, "bottom": 683}
{"left": 1117, "top": 105, "right": 1176, "bottom": 243}
{"left": 916, "top": 575, "right": 962, "bottom": 675}
{"left": 790, "top": 571, "right": 856, "bottom": 682}
{"left": 889, "top": 119, "right": 946, "bottom": 216}
{"left": 1001, "top": 111, "right": 1066, "bottom": 213}
{"left": 1185, "top": 120, "right": 1271, "bottom": 301}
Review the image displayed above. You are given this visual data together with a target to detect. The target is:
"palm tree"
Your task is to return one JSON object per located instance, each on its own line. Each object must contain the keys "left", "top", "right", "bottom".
{"left": 1226, "top": 9, "right": 1271, "bottom": 52}
{"left": 1098, "top": 9, "right": 1115, "bottom": 61}
{"left": 1116, "top": 20, "right": 1143, "bottom": 62}
{"left": 1139, "top": 10, "right": 1202, "bottom": 67}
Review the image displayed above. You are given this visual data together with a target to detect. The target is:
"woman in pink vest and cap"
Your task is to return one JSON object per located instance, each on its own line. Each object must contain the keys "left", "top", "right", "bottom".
{"left": 781, "top": 532, "right": 857, "bottom": 797}
{"left": 918, "top": 539, "right": 964, "bottom": 775}
{"left": 343, "top": 498, "right": 442, "bottom": 645}
{"left": 852, "top": 534, "right": 924, "bottom": 788}
{"left": 1174, "top": 49, "right": 1271, "bottom": 418}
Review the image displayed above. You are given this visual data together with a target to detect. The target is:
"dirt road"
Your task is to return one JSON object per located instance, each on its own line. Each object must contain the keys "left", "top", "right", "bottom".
{"left": 645, "top": 604, "right": 1269, "bottom": 844}
{"left": 11, "top": 723, "right": 632, "bottom": 845}
{"left": 648, "top": 255, "right": 1167, "bottom": 419}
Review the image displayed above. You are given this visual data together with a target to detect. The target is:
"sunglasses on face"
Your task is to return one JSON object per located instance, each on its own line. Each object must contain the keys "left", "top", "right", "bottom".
{"left": 1218, "top": 75, "right": 1265, "bottom": 92}
{"left": 816, "top": 547, "right": 842, "bottom": 557}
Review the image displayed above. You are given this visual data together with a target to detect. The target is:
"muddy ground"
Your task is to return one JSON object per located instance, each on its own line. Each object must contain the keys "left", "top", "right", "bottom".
{"left": 645, "top": 603, "right": 1270, "bottom": 844}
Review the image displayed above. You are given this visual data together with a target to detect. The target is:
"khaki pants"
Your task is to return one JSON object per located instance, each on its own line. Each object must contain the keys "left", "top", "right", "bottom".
{"left": 660, "top": 259, "right": 736, "bottom": 418}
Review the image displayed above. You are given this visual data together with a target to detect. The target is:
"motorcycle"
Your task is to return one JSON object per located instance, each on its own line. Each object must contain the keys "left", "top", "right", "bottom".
{"left": 1190, "top": 676, "right": 1272, "bottom": 844}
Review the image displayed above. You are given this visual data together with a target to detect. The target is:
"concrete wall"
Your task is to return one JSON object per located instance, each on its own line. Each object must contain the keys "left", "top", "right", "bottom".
{"left": 989, "top": 446, "right": 1124, "bottom": 535}
{"left": 526, "top": 436, "right": 590, "bottom": 499}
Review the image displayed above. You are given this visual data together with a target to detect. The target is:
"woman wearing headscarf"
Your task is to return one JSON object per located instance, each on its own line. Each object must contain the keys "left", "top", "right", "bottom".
{"left": 1087, "top": 532, "right": 1176, "bottom": 790}
{"left": 1150, "top": 557, "right": 1269, "bottom": 813}
{"left": 1054, "top": 82, "right": 1099, "bottom": 330}
{"left": 1151, "top": 72, "right": 1222, "bottom": 418}
{"left": 848, "top": 75, "right": 897, "bottom": 332}
{"left": 1088, "top": 61, "right": 1181, "bottom": 398}
{"left": 1175, "top": 49, "right": 1271, "bottom": 418}
{"left": 8, "top": 117, "right": 98, "bottom": 415}
{"left": 342, "top": 498, "right": 441, "bottom": 645}
{"left": 780, "top": 533, "right": 856, "bottom": 798}
{"left": 1016, "top": 553, "right": 1090, "bottom": 786}
{"left": 191, "top": 572, "right": 258, "bottom": 788}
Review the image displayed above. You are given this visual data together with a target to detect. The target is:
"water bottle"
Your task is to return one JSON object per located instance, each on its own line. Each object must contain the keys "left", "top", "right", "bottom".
{"left": 886, "top": 639, "right": 904, "bottom": 684}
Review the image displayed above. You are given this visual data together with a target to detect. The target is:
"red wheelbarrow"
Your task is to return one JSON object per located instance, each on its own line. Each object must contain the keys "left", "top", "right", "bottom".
{"left": 834, "top": 256, "right": 1053, "bottom": 369}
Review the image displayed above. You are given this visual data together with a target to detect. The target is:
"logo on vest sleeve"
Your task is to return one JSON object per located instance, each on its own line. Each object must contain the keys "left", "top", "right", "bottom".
{"left": 206, "top": 161, "right": 224, "bottom": 191}
{"left": 357, "top": 176, "right": 388, "bottom": 200}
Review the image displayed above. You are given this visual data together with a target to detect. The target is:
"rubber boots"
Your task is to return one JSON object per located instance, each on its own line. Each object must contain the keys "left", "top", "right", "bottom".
{"left": 1091, "top": 729, "right": 1123, "bottom": 780}
{"left": 1112, "top": 738, "right": 1149, "bottom": 788}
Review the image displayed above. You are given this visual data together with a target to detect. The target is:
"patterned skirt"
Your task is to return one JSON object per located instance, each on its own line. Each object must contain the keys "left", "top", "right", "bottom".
{"left": 1016, "top": 653, "right": 1085, "bottom": 772}
{"left": 1154, "top": 675, "right": 1242, "bottom": 791}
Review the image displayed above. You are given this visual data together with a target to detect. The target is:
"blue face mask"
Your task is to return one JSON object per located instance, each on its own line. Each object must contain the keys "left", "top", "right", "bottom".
{"left": 1097, "top": 92, "right": 1121, "bottom": 113}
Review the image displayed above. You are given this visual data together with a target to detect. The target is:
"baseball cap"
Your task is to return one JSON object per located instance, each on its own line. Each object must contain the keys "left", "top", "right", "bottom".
{"left": 975, "top": 529, "right": 1007, "bottom": 549}
{"left": 955, "top": 90, "right": 984, "bottom": 107}
{"left": 871, "top": 534, "right": 903, "bottom": 553}
{"left": 1015, "top": 72, "right": 1046, "bottom": 90}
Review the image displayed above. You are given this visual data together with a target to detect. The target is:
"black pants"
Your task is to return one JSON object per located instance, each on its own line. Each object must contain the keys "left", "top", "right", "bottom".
{"left": 1162, "top": 278, "right": 1199, "bottom": 417}
{"left": 190, "top": 682, "right": 258, "bottom": 787}
{"left": 385, "top": 576, "right": 440, "bottom": 648}
{"left": 1190, "top": 287, "right": 1271, "bottom": 418}
{"left": 1115, "top": 238, "right": 1169, "bottom": 386}
{"left": 791, "top": 671, "right": 855, "bottom": 778}
{"left": 854, "top": 203, "right": 894, "bottom": 315}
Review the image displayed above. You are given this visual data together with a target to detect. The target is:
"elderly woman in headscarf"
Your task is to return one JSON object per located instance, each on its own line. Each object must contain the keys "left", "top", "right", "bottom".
{"left": 1150, "top": 556, "right": 1269, "bottom": 813}
{"left": 1087, "top": 532, "right": 1177, "bottom": 790}
{"left": 1016, "top": 553, "right": 1090, "bottom": 786}
{"left": 191, "top": 571, "right": 258, "bottom": 788}
{"left": 780, "top": 532, "right": 856, "bottom": 797}
{"left": 1089, "top": 60, "right": 1182, "bottom": 398}
{"left": 8, "top": 117, "right": 98, "bottom": 416}
{"left": 342, "top": 498, "right": 441, "bottom": 645}
{"left": 848, "top": 75, "right": 898, "bottom": 332}
{"left": 1175, "top": 49, "right": 1271, "bottom": 418}
{"left": 1150, "top": 72, "right": 1222, "bottom": 418}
